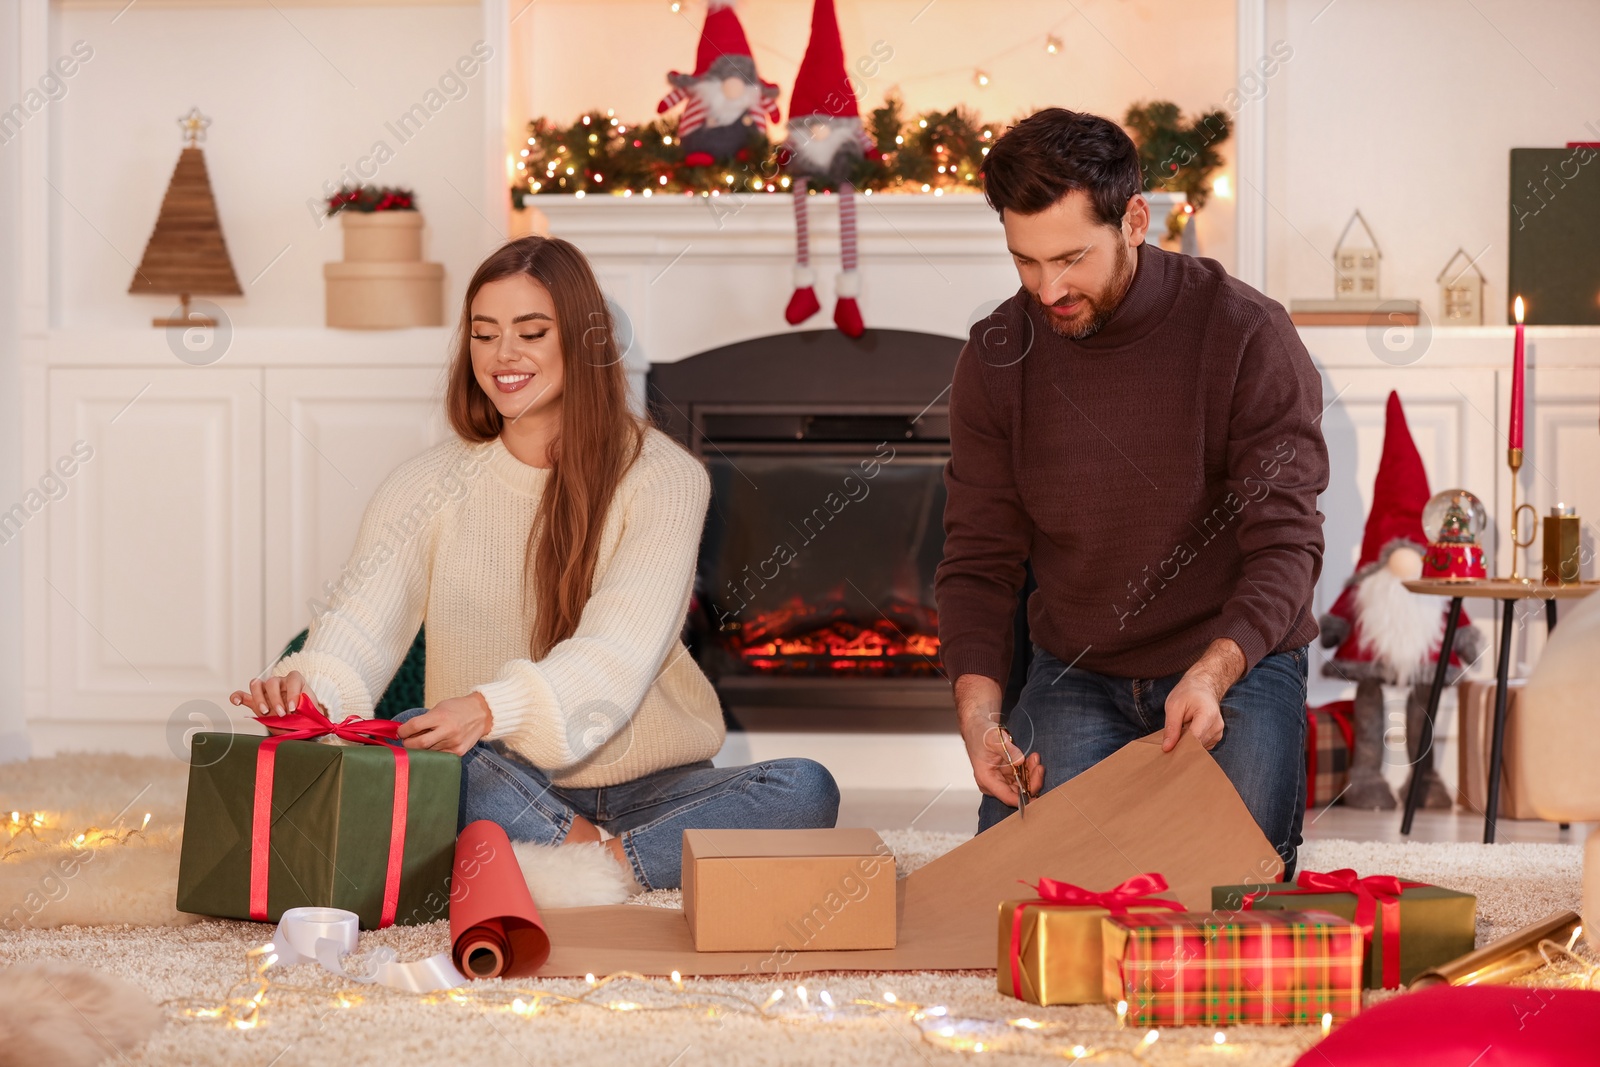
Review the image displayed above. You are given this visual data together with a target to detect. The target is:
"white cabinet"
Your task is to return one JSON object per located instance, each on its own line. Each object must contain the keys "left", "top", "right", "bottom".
{"left": 31, "top": 344, "right": 448, "bottom": 755}
{"left": 263, "top": 367, "right": 451, "bottom": 659}
{"left": 43, "top": 368, "right": 263, "bottom": 742}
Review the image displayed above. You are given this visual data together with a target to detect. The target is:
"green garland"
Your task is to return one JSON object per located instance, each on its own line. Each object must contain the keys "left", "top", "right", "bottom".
{"left": 1123, "top": 101, "right": 1231, "bottom": 237}
{"left": 510, "top": 96, "right": 1230, "bottom": 218}
{"left": 510, "top": 93, "right": 1004, "bottom": 203}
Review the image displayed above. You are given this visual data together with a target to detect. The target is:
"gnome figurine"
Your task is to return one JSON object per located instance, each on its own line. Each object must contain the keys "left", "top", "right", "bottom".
{"left": 1320, "top": 392, "right": 1484, "bottom": 810}
{"left": 779, "top": 0, "right": 882, "bottom": 338}
{"left": 657, "top": 0, "right": 780, "bottom": 168}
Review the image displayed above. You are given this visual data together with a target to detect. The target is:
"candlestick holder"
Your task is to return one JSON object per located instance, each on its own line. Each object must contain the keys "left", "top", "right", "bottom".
{"left": 1506, "top": 447, "right": 1537, "bottom": 583}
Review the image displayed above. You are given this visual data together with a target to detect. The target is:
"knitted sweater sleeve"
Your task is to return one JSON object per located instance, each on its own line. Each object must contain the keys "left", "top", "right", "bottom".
{"left": 269, "top": 447, "right": 448, "bottom": 717}
{"left": 473, "top": 435, "right": 711, "bottom": 771}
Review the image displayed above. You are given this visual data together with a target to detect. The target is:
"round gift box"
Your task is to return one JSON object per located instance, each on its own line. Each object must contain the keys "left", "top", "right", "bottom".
{"left": 340, "top": 210, "right": 425, "bottom": 263}
{"left": 323, "top": 261, "right": 445, "bottom": 329}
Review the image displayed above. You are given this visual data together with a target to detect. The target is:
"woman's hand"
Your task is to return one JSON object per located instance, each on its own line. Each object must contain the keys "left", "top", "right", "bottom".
{"left": 397, "top": 693, "right": 494, "bottom": 755}
{"left": 230, "top": 670, "right": 320, "bottom": 719}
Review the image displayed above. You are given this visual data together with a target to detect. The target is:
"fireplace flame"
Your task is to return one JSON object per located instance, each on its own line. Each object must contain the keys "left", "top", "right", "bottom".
{"left": 727, "top": 591, "right": 942, "bottom": 675}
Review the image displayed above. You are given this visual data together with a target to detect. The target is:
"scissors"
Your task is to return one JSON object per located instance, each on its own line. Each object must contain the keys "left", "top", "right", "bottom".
{"left": 1001, "top": 728, "right": 1032, "bottom": 819}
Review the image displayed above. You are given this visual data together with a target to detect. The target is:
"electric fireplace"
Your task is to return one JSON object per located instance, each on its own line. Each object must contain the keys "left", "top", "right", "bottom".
{"left": 650, "top": 328, "right": 965, "bottom": 730}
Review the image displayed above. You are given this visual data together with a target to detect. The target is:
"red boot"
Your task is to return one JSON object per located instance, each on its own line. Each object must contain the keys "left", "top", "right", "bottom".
{"left": 833, "top": 270, "right": 864, "bottom": 338}
{"left": 785, "top": 266, "right": 821, "bottom": 325}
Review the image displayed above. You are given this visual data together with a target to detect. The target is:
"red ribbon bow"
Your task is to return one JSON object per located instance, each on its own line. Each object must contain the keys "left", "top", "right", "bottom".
{"left": 1007, "top": 874, "right": 1185, "bottom": 1000}
{"left": 1241, "top": 867, "right": 1421, "bottom": 988}
{"left": 249, "top": 693, "right": 410, "bottom": 927}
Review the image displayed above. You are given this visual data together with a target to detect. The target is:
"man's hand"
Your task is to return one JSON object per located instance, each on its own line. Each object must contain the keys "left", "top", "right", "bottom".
{"left": 1162, "top": 638, "right": 1246, "bottom": 752}
{"left": 955, "top": 673, "right": 1043, "bottom": 806}
{"left": 397, "top": 692, "right": 494, "bottom": 756}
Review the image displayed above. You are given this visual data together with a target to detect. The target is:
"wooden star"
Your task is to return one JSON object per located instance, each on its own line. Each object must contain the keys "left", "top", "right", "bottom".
{"left": 178, "top": 107, "right": 211, "bottom": 146}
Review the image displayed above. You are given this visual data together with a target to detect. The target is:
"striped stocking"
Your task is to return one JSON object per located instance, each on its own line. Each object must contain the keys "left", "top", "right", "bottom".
{"left": 833, "top": 181, "right": 864, "bottom": 338}
{"left": 784, "top": 178, "right": 821, "bottom": 325}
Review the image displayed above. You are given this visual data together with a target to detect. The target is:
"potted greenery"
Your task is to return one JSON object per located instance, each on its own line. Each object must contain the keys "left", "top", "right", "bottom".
{"left": 1123, "top": 102, "right": 1231, "bottom": 250}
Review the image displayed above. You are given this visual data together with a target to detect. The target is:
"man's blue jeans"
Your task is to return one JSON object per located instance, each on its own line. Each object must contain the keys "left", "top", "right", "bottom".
{"left": 391, "top": 709, "right": 841, "bottom": 890}
{"left": 979, "top": 645, "right": 1309, "bottom": 875}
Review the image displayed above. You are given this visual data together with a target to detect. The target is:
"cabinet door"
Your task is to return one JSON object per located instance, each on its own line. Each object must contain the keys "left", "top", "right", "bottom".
{"left": 262, "top": 367, "right": 450, "bottom": 663}
{"left": 46, "top": 368, "right": 263, "bottom": 728}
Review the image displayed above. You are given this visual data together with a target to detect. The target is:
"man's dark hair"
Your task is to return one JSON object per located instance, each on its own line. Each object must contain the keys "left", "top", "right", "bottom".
{"left": 980, "top": 108, "right": 1142, "bottom": 227}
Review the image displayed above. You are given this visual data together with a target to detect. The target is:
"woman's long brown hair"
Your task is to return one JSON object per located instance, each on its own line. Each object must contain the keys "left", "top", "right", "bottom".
{"left": 445, "top": 236, "right": 644, "bottom": 659}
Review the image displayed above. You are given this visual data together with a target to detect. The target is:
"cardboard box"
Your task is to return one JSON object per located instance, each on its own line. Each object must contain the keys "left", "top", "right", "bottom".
{"left": 1457, "top": 679, "right": 1541, "bottom": 820}
{"left": 682, "top": 828, "right": 896, "bottom": 952}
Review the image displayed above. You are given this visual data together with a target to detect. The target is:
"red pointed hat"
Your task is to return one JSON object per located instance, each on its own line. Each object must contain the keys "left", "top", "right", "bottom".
{"left": 788, "top": 0, "right": 859, "bottom": 120}
{"left": 1357, "top": 391, "right": 1431, "bottom": 566}
{"left": 690, "top": 0, "right": 755, "bottom": 77}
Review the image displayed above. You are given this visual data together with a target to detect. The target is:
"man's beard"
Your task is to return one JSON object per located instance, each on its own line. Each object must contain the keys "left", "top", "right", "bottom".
{"left": 1036, "top": 241, "right": 1137, "bottom": 340}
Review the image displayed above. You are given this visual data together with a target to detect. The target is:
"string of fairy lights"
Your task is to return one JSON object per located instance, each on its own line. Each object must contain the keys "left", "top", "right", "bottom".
{"left": 661, "top": 0, "right": 1081, "bottom": 93}
{"left": 3, "top": 809, "right": 153, "bottom": 860}
{"left": 168, "top": 939, "right": 1346, "bottom": 1061}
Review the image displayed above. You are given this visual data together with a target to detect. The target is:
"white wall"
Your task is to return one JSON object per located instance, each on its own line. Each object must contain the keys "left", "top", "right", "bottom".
{"left": 1264, "top": 0, "right": 1600, "bottom": 317}
{"left": 513, "top": 0, "right": 1240, "bottom": 272}
{"left": 50, "top": 0, "right": 493, "bottom": 329}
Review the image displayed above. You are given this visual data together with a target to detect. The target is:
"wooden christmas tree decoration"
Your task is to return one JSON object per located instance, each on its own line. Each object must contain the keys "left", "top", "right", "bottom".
{"left": 129, "top": 107, "right": 241, "bottom": 327}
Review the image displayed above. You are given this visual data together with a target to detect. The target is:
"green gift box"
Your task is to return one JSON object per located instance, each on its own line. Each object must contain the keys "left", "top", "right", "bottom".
{"left": 1212, "top": 873, "right": 1475, "bottom": 988}
{"left": 177, "top": 731, "right": 461, "bottom": 929}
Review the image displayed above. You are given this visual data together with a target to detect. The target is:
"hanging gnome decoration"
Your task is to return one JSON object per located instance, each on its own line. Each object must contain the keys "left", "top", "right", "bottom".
{"left": 657, "top": 0, "right": 780, "bottom": 168}
{"left": 780, "top": 0, "right": 882, "bottom": 338}
{"left": 1320, "top": 391, "right": 1483, "bottom": 811}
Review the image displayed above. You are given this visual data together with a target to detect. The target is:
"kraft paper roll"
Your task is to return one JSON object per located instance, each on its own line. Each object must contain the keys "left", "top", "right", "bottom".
{"left": 450, "top": 820, "right": 550, "bottom": 979}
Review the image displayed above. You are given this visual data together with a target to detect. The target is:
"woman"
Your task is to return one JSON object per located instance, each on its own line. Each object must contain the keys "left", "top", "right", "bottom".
{"left": 230, "top": 236, "right": 839, "bottom": 896}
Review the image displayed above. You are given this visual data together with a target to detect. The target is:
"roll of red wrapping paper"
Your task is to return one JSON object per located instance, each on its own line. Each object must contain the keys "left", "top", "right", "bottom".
{"left": 450, "top": 820, "right": 550, "bottom": 978}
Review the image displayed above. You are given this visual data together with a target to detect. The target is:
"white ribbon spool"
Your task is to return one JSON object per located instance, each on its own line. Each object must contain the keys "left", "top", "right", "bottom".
{"left": 269, "top": 906, "right": 466, "bottom": 993}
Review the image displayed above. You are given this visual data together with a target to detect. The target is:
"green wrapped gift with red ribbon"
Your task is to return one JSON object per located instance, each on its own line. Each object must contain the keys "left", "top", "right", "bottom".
{"left": 1102, "top": 909, "right": 1365, "bottom": 1026}
{"left": 176, "top": 694, "right": 461, "bottom": 929}
{"left": 1212, "top": 869, "right": 1476, "bottom": 989}
{"left": 998, "top": 873, "right": 1186, "bottom": 1005}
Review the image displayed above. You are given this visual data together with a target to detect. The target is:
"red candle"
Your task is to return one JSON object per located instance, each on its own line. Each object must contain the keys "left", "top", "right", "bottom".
{"left": 1509, "top": 296, "right": 1525, "bottom": 451}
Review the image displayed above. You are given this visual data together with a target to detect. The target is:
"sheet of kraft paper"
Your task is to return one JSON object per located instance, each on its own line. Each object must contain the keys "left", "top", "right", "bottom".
{"left": 534, "top": 732, "right": 1284, "bottom": 977}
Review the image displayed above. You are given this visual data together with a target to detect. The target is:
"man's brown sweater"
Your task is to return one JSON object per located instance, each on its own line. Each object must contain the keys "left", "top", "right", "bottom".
{"left": 935, "top": 242, "right": 1329, "bottom": 685}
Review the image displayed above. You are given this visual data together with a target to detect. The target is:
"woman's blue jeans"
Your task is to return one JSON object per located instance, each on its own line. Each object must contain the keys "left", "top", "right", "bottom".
{"left": 980, "top": 644, "right": 1309, "bottom": 876}
{"left": 392, "top": 708, "right": 840, "bottom": 890}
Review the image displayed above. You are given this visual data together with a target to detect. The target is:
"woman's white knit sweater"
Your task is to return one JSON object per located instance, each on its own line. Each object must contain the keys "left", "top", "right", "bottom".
{"left": 271, "top": 427, "right": 725, "bottom": 789}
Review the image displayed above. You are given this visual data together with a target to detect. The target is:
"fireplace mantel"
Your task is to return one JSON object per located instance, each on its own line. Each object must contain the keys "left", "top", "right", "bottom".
{"left": 526, "top": 192, "right": 1186, "bottom": 365}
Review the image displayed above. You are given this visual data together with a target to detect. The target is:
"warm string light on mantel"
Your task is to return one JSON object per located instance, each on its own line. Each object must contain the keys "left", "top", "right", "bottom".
{"left": 516, "top": 99, "right": 998, "bottom": 200}
{"left": 3, "top": 810, "right": 151, "bottom": 859}
{"left": 173, "top": 946, "right": 1328, "bottom": 1061}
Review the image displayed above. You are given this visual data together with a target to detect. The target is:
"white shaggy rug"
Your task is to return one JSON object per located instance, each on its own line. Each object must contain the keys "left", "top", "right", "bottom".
{"left": 0, "top": 755, "right": 1588, "bottom": 1066}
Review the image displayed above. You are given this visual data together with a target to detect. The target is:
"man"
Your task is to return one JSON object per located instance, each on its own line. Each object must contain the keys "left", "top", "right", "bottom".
{"left": 934, "top": 108, "right": 1328, "bottom": 872}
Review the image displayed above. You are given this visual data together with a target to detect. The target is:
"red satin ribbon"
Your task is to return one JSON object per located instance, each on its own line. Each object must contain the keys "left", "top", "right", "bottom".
{"left": 1241, "top": 867, "right": 1423, "bottom": 988}
{"left": 249, "top": 693, "right": 410, "bottom": 927}
{"left": 1007, "top": 873, "right": 1186, "bottom": 999}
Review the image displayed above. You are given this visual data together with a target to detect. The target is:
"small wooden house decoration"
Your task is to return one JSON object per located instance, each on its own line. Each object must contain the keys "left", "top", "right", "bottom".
{"left": 1333, "top": 209, "right": 1380, "bottom": 300}
{"left": 129, "top": 107, "right": 241, "bottom": 327}
{"left": 1436, "top": 247, "right": 1485, "bottom": 324}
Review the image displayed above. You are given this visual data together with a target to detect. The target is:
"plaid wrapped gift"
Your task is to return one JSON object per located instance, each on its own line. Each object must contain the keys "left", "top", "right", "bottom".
{"left": 1306, "top": 700, "right": 1354, "bottom": 810}
{"left": 1102, "top": 909, "right": 1364, "bottom": 1026}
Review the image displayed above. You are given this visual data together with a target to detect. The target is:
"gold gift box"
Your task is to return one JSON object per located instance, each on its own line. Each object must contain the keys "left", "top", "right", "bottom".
{"left": 998, "top": 900, "right": 1178, "bottom": 1005}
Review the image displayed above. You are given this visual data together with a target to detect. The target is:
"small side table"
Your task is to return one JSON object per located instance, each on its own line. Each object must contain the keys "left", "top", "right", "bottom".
{"left": 1401, "top": 578, "right": 1599, "bottom": 842}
